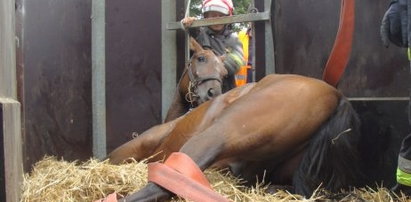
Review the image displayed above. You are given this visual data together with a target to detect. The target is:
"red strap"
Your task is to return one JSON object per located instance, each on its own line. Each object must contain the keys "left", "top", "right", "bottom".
{"left": 148, "top": 163, "right": 230, "bottom": 202}
{"left": 164, "top": 152, "right": 212, "bottom": 188}
{"left": 322, "top": 0, "right": 355, "bottom": 87}
{"left": 94, "top": 193, "right": 118, "bottom": 202}
{"left": 148, "top": 152, "right": 230, "bottom": 202}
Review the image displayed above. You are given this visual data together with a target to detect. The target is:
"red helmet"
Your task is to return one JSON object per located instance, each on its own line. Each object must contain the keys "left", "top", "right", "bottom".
{"left": 202, "top": 0, "right": 234, "bottom": 16}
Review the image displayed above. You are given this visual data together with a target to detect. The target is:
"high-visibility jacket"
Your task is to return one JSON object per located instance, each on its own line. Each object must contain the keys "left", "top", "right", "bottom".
{"left": 235, "top": 30, "right": 251, "bottom": 87}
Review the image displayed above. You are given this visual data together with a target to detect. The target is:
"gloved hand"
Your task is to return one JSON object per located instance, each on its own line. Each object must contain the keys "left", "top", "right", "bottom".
{"left": 380, "top": 0, "right": 409, "bottom": 48}
{"left": 181, "top": 17, "right": 197, "bottom": 29}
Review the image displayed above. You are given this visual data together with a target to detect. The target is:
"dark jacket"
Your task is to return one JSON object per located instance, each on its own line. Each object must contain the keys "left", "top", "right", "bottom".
{"left": 190, "top": 26, "right": 244, "bottom": 92}
{"left": 381, "top": 0, "right": 411, "bottom": 184}
{"left": 381, "top": 0, "right": 411, "bottom": 48}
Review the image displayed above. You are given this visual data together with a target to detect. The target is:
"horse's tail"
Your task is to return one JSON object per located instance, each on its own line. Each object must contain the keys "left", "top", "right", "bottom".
{"left": 293, "top": 96, "right": 365, "bottom": 196}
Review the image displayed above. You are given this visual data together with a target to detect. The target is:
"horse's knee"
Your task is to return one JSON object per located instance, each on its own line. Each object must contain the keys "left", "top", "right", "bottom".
{"left": 107, "top": 140, "right": 142, "bottom": 164}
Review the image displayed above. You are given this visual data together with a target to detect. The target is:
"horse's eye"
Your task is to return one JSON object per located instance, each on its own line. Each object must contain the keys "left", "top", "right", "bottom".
{"left": 197, "top": 56, "right": 206, "bottom": 62}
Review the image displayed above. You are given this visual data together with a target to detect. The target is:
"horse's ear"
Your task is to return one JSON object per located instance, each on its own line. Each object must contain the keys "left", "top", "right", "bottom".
{"left": 190, "top": 37, "right": 203, "bottom": 52}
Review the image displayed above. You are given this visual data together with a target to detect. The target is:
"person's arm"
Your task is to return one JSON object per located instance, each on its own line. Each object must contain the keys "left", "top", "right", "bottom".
{"left": 181, "top": 17, "right": 201, "bottom": 38}
{"left": 380, "top": 0, "right": 409, "bottom": 47}
{"left": 223, "top": 34, "right": 245, "bottom": 75}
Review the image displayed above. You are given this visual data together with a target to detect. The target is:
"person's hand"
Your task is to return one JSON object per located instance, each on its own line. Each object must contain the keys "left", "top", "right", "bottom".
{"left": 380, "top": 0, "right": 409, "bottom": 48}
{"left": 181, "top": 17, "right": 197, "bottom": 29}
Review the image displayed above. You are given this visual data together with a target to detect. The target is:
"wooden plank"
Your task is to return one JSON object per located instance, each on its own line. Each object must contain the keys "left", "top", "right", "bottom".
{"left": 0, "top": 100, "right": 22, "bottom": 202}
{"left": 0, "top": 1, "right": 23, "bottom": 201}
{"left": 0, "top": 0, "right": 17, "bottom": 98}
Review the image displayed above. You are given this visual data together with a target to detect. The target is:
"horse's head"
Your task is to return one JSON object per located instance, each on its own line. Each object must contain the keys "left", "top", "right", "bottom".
{"left": 184, "top": 38, "right": 227, "bottom": 106}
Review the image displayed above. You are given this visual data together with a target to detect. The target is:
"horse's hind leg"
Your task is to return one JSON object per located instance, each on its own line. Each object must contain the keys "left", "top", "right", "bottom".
{"left": 293, "top": 97, "right": 363, "bottom": 196}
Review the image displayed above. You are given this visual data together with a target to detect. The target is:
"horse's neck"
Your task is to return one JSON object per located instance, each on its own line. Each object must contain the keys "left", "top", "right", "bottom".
{"left": 163, "top": 70, "right": 191, "bottom": 122}
{"left": 178, "top": 69, "right": 191, "bottom": 102}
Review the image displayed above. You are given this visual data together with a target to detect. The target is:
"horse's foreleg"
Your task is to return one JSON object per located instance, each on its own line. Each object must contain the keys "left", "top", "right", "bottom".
{"left": 107, "top": 117, "right": 182, "bottom": 164}
{"left": 164, "top": 90, "right": 188, "bottom": 123}
{"left": 178, "top": 131, "right": 225, "bottom": 170}
{"left": 120, "top": 86, "right": 256, "bottom": 201}
{"left": 118, "top": 129, "right": 226, "bottom": 202}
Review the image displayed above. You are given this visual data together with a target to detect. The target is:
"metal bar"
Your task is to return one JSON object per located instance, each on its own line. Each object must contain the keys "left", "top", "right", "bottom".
{"left": 251, "top": 0, "right": 256, "bottom": 82}
{"left": 91, "top": 0, "right": 106, "bottom": 159}
{"left": 161, "top": 0, "right": 177, "bottom": 120}
{"left": 185, "top": 0, "right": 191, "bottom": 17}
{"left": 348, "top": 97, "right": 410, "bottom": 101}
{"left": 264, "top": 0, "right": 275, "bottom": 75}
{"left": 167, "top": 12, "right": 270, "bottom": 30}
{"left": 185, "top": 0, "right": 191, "bottom": 68}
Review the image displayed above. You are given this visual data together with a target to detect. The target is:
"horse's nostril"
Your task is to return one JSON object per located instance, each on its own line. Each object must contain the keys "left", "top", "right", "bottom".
{"left": 208, "top": 89, "right": 215, "bottom": 97}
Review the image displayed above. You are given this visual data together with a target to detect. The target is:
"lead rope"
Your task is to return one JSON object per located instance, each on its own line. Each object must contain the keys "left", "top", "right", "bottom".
{"left": 185, "top": 81, "right": 197, "bottom": 109}
{"left": 184, "top": 0, "right": 193, "bottom": 109}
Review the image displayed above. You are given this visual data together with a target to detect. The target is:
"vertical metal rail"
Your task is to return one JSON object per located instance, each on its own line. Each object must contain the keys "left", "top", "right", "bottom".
{"left": 91, "top": 0, "right": 106, "bottom": 158}
{"left": 264, "top": 0, "right": 275, "bottom": 74}
{"left": 184, "top": 0, "right": 191, "bottom": 67}
{"left": 161, "top": 0, "right": 177, "bottom": 120}
{"left": 251, "top": 0, "right": 257, "bottom": 82}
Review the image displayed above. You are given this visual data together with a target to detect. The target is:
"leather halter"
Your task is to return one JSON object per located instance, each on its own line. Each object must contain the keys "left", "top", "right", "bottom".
{"left": 185, "top": 61, "right": 223, "bottom": 107}
{"left": 322, "top": 0, "right": 355, "bottom": 87}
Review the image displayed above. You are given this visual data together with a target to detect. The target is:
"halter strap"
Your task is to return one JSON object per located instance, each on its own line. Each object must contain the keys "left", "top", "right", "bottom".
{"left": 185, "top": 63, "right": 223, "bottom": 108}
{"left": 322, "top": 0, "right": 355, "bottom": 87}
{"left": 187, "top": 63, "right": 223, "bottom": 85}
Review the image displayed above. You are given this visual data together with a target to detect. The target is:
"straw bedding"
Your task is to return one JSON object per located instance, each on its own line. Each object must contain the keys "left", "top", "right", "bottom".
{"left": 21, "top": 156, "right": 411, "bottom": 202}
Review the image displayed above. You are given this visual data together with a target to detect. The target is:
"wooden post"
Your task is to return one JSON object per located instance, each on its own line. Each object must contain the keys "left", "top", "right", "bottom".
{"left": 0, "top": 0, "right": 23, "bottom": 201}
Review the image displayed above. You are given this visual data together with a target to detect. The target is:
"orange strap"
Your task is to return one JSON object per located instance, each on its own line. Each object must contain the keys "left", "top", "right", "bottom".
{"left": 148, "top": 152, "right": 230, "bottom": 202}
{"left": 163, "top": 152, "right": 211, "bottom": 188}
{"left": 322, "top": 0, "right": 355, "bottom": 87}
{"left": 94, "top": 193, "right": 118, "bottom": 202}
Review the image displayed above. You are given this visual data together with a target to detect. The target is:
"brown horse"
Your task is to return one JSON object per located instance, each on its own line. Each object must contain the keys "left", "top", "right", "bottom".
{"left": 164, "top": 38, "right": 228, "bottom": 122}
{"left": 108, "top": 74, "right": 366, "bottom": 201}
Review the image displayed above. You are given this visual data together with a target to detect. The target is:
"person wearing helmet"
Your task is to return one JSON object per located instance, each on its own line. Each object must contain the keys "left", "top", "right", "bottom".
{"left": 182, "top": 0, "right": 245, "bottom": 92}
{"left": 380, "top": 0, "right": 411, "bottom": 195}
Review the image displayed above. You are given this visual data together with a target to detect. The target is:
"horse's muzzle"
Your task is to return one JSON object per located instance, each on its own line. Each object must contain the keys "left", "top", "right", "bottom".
{"left": 196, "top": 84, "right": 222, "bottom": 105}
